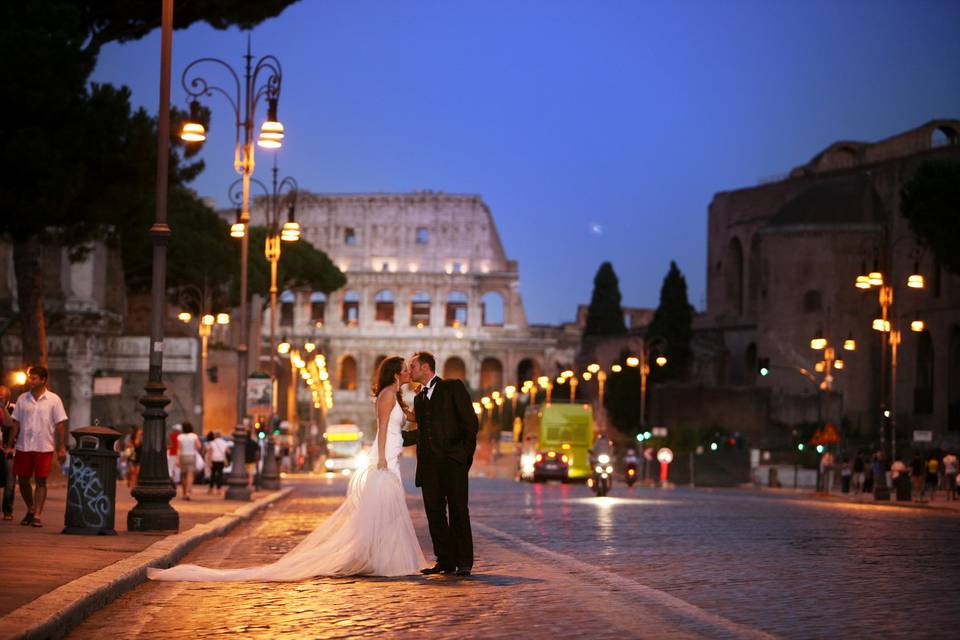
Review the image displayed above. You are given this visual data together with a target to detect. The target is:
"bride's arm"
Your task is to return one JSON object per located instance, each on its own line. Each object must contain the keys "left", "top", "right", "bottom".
{"left": 375, "top": 389, "right": 394, "bottom": 470}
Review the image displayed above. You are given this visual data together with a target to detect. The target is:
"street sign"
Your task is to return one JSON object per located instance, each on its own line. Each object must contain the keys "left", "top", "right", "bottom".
{"left": 652, "top": 426, "right": 668, "bottom": 437}
{"left": 247, "top": 375, "right": 273, "bottom": 413}
{"left": 913, "top": 430, "right": 933, "bottom": 443}
{"left": 657, "top": 447, "right": 674, "bottom": 464}
{"left": 643, "top": 447, "right": 655, "bottom": 461}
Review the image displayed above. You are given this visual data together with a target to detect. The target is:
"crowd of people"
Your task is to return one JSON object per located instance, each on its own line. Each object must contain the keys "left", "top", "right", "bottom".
{"left": 823, "top": 449, "right": 959, "bottom": 500}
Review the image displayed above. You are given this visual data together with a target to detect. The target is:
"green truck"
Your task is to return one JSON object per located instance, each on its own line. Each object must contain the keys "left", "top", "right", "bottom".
{"left": 518, "top": 403, "right": 595, "bottom": 482}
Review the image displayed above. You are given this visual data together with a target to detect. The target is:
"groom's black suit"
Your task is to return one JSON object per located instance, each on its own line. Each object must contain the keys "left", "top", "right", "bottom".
{"left": 402, "top": 375, "right": 479, "bottom": 571}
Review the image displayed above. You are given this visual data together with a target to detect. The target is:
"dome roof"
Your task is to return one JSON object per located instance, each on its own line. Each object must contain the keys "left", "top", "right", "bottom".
{"left": 768, "top": 174, "right": 885, "bottom": 228}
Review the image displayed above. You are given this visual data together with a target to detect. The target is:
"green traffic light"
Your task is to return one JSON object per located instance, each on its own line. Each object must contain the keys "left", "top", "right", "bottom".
{"left": 797, "top": 443, "right": 804, "bottom": 451}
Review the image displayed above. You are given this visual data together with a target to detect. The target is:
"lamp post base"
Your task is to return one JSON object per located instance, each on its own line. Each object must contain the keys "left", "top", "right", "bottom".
{"left": 224, "top": 424, "right": 252, "bottom": 501}
{"left": 260, "top": 435, "right": 281, "bottom": 490}
{"left": 128, "top": 483, "right": 179, "bottom": 531}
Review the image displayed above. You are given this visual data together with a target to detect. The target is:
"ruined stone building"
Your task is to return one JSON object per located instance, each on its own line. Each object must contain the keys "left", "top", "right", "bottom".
{"left": 246, "top": 191, "right": 576, "bottom": 433}
{"left": 696, "top": 119, "right": 960, "bottom": 447}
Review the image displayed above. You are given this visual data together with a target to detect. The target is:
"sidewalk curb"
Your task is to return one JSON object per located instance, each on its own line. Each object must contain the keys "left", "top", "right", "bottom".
{"left": 0, "top": 487, "right": 294, "bottom": 640}
{"left": 740, "top": 485, "right": 960, "bottom": 514}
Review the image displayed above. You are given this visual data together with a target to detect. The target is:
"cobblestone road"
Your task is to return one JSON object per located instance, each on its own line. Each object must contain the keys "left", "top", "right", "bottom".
{"left": 70, "top": 465, "right": 960, "bottom": 639}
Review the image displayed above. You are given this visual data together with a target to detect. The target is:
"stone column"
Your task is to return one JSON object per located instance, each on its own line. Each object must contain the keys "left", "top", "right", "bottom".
{"left": 66, "top": 334, "right": 95, "bottom": 430}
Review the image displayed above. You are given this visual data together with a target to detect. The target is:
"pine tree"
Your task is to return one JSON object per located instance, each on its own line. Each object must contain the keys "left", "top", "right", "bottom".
{"left": 646, "top": 261, "right": 694, "bottom": 382}
{"left": 584, "top": 262, "right": 627, "bottom": 337}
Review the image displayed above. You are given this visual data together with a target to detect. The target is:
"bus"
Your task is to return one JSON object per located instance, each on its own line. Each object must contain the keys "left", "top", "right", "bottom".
{"left": 518, "top": 403, "right": 595, "bottom": 481}
{"left": 322, "top": 423, "right": 368, "bottom": 474}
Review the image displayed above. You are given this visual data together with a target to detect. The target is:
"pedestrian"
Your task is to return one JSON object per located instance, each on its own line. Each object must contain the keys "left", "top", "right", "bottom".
{"left": 206, "top": 431, "right": 230, "bottom": 494}
{"left": 820, "top": 450, "right": 835, "bottom": 492}
{"left": 910, "top": 453, "right": 924, "bottom": 499}
{"left": 942, "top": 451, "right": 958, "bottom": 501}
{"left": 3, "top": 367, "right": 68, "bottom": 528}
{"left": 167, "top": 423, "right": 182, "bottom": 485}
{"left": 177, "top": 422, "right": 203, "bottom": 500}
{"left": 243, "top": 426, "right": 259, "bottom": 491}
{"left": 871, "top": 452, "right": 887, "bottom": 494}
{"left": 840, "top": 456, "right": 852, "bottom": 493}
{"left": 890, "top": 457, "right": 908, "bottom": 480}
{"left": 852, "top": 452, "right": 865, "bottom": 494}
{"left": 0, "top": 385, "right": 16, "bottom": 521}
{"left": 925, "top": 454, "right": 939, "bottom": 500}
{"left": 126, "top": 426, "right": 142, "bottom": 488}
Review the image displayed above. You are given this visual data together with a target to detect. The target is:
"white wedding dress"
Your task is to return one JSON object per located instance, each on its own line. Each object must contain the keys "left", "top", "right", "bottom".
{"left": 148, "top": 401, "right": 427, "bottom": 581}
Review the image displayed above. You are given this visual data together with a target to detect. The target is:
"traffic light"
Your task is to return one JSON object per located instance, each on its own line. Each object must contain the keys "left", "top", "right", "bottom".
{"left": 758, "top": 357, "right": 770, "bottom": 377}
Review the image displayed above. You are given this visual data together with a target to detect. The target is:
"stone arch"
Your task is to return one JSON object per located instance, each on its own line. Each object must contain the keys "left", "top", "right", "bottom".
{"left": 914, "top": 330, "right": 934, "bottom": 415}
{"left": 342, "top": 289, "right": 359, "bottom": 326}
{"left": 746, "top": 233, "right": 763, "bottom": 316}
{"left": 949, "top": 326, "right": 960, "bottom": 429}
{"left": 931, "top": 126, "right": 958, "bottom": 148}
{"left": 516, "top": 358, "right": 539, "bottom": 386}
{"left": 280, "top": 289, "right": 295, "bottom": 326}
{"left": 480, "top": 357, "right": 504, "bottom": 391}
{"left": 725, "top": 237, "right": 744, "bottom": 316}
{"left": 338, "top": 355, "right": 358, "bottom": 391}
{"left": 443, "top": 356, "right": 467, "bottom": 381}
{"left": 410, "top": 290, "right": 431, "bottom": 327}
{"left": 446, "top": 291, "right": 469, "bottom": 327}
{"left": 373, "top": 354, "right": 388, "bottom": 374}
{"left": 310, "top": 292, "right": 326, "bottom": 326}
{"left": 374, "top": 289, "right": 395, "bottom": 323}
{"left": 481, "top": 291, "right": 505, "bottom": 326}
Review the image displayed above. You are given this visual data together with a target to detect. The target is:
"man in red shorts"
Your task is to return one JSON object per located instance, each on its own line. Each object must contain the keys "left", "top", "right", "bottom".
{"left": 4, "top": 366, "right": 68, "bottom": 528}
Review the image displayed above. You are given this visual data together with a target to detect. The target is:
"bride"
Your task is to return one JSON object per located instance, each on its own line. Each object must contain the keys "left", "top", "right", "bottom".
{"left": 148, "top": 356, "right": 428, "bottom": 581}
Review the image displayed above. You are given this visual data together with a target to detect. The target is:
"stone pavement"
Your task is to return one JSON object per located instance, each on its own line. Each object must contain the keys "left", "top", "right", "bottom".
{"left": 0, "top": 468, "right": 291, "bottom": 640}
{"left": 69, "top": 476, "right": 772, "bottom": 640}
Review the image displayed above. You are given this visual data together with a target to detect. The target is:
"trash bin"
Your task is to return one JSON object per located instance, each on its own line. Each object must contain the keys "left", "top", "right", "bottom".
{"left": 63, "top": 425, "right": 122, "bottom": 535}
{"left": 895, "top": 473, "right": 912, "bottom": 501}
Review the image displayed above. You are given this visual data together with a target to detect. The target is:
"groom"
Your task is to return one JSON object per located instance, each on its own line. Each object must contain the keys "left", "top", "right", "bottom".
{"left": 403, "top": 352, "right": 479, "bottom": 576}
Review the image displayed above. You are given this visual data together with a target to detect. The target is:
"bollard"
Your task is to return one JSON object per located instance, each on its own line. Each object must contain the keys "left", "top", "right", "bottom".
{"left": 63, "top": 425, "right": 122, "bottom": 535}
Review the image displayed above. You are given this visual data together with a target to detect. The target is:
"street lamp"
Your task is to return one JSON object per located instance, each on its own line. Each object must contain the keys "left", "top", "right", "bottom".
{"left": 854, "top": 242, "right": 925, "bottom": 464}
{"left": 181, "top": 35, "right": 285, "bottom": 501}
{"left": 625, "top": 338, "right": 668, "bottom": 431}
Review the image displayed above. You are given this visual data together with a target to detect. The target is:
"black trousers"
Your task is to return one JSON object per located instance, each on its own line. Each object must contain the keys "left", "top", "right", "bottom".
{"left": 420, "top": 455, "right": 472, "bottom": 570}
{"left": 210, "top": 461, "right": 225, "bottom": 489}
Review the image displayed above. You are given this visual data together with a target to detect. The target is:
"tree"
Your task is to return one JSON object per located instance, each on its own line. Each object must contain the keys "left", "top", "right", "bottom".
{"left": 901, "top": 159, "right": 960, "bottom": 276}
{"left": 646, "top": 261, "right": 694, "bottom": 382}
{"left": 584, "top": 262, "right": 627, "bottom": 337}
{"left": 245, "top": 226, "right": 346, "bottom": 304}
{"left": 0, "top": 1, "right": 300, "bottom": 365}
{"left": 604, "top": 349, "right": 641, "bottom": 437}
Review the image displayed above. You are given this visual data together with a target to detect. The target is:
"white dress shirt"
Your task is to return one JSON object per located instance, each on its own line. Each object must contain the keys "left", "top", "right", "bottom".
{"left": 11, "top": 389, "right": 68, "bottom": 452}
{"left": 425, "top": 376, "right": 441, "bottom": 400}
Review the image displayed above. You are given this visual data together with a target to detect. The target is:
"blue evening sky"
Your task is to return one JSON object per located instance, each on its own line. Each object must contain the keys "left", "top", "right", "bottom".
{"left": 91, "top": 0, "right": 960, "bottom": 324}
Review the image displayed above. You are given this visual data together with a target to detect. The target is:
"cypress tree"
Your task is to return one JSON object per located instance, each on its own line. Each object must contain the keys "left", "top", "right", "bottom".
{"left": 584, "top": 262, "right": 627, "bottom": 337}
{"left": 646, "top": 261, "right": 694, "bottom": 382}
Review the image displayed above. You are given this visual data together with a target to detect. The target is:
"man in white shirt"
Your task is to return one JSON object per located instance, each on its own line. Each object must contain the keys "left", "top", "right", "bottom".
{"left": 4, "top": 366, "right": 68, "bottom": 528}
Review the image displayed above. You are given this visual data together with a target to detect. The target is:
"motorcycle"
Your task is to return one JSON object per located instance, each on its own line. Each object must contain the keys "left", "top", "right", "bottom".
{"left": 624, "top": 457, "right": 639, "bottom": 487}
{"left": 589, "top": 453, "right": 614, "bottom": 497}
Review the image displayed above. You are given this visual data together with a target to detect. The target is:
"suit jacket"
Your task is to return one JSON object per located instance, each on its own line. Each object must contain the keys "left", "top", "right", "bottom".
{"left": 402, "top": 377, "right": 479, "bottom": 486}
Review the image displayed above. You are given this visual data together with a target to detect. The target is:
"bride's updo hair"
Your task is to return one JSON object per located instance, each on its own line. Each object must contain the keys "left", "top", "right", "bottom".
{"left": 371, "top": 356, "right": 404, "bottom": 397}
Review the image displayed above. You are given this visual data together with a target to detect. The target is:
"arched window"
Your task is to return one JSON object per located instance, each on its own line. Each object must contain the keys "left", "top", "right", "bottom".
{"left": 342, "top": 290, "right": 359, "bottom": 326}
{"left": 443, "top": 357, "right": 466, "bottom": 381}
{"left": 747, "top": 234, "right": 763, "bottom": 316}
{"left": 338, "top": 355, "right": 358, "bottom": 391}
{"left": 745, "top": 342, "right": 757, "bottom": 384}
{"left": 410, "top": 291, "right": 431, "bottom": 327}
{"left": 310, "top": 292, "right": 326, "bottom": 326}
{"left": 374, "top": 289, "right": 395, "bottom": 323}
{"left": 725, "top": 237, "right": 744, "bottom": 316}
{"left": 446, "top": 291, "right": 468, "bottom": 327}
{"left": 480, "top": 358, "right": 503, "bottom": 391}
{"left": 280, "top": 290, "right": 295, "bottom": 326}
{"left": 516, "top": 358, "right": 538, "bottom": 386}
{"left": 481, "top": 291, "right": 504, "bottom": 327}
{"left": 802, "top": 290, "right": 822, "bottom": 313}
{"left": 914, "top": 331, "right": 934, "bottom": 415}
{"left": 931, "top": 126, "right": 958, "bottom": 148}
{"left": 949, "top": 327, "right": 960, "bottom": 430}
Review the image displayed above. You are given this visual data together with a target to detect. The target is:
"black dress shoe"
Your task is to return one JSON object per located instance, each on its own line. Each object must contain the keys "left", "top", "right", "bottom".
{"left": 455, "top": 568, "right": 472, "bottom": 577}
{"left": 420, "top": 564, "right": 455, "bottom": 575}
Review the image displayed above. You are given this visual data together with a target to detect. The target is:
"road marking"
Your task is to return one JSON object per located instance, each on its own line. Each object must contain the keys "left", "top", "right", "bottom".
{"left": 475, "top": 521, "right": 778, "bottom": 640}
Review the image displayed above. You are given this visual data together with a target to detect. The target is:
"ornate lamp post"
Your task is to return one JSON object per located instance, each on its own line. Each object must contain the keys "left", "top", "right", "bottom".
{"left": 128, "top": 0, "right": 177, "bottom": 532}
{"left": 180, "top": 35, "right": 285, "bottom": 501}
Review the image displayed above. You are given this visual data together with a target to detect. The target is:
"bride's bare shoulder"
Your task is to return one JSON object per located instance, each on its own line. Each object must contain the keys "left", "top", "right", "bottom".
{"left": 377, "top": 387, "right": 397, "bottom": 404}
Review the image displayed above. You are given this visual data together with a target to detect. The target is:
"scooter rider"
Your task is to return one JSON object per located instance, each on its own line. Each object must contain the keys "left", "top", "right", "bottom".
{"left": 590, "top": 433, "right": 613, "bottom": 466}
